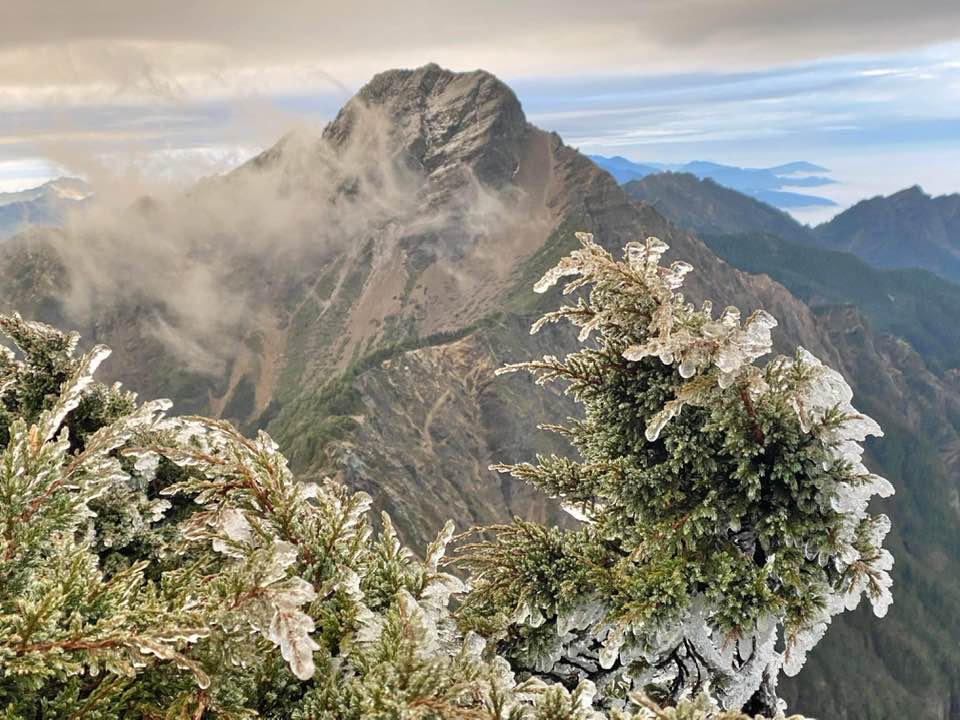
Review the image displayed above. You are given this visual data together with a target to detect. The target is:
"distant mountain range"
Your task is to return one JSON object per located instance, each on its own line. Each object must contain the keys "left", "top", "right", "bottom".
{"left": 0, "top": 177, "right": 92, "bottom": 239}
{"left": 622, "top": 167, "right": 960, "bottom": 365}
{"left": 814, "top": 185, "right": 960, "bottom": 283}
{"left": 626, "top": 172, "right": 960, "bottom": 285}
{"left": 623, "top": 172, "right": 813, "bottom": 244}
{"left": 589, "top": 155, "right": 837, "bottom": 209}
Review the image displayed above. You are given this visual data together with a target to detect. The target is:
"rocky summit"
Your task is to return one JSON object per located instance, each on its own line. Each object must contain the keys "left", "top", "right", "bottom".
{"left": 326, "top": 64, "right": 529, "bottom": 189}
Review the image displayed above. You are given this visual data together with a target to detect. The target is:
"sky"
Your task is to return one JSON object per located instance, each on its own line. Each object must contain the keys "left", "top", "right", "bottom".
{"left": 1, "top": 0, "right": 958, "bottom": 223}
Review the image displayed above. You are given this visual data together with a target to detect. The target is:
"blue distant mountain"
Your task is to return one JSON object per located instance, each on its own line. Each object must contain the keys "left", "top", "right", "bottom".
{"left": 585, "top": 155, "right": 661, "bottom": 183}
{"left": 766, "top": 161, "right": 830, "bottom": 175}
{"left": 750, "top": 189, "right": 836, "bottom": 208}
{"left": 588, "top": 155, "right": 837, "bottom": 210}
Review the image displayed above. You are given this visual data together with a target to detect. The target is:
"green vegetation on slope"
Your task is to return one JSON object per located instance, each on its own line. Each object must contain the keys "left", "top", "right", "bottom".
{"left": 702, "top": 231, "right": 960, "bottom": 371}
{"left": 268, "top": 321, "right": 496, "bottom": 472}
{"left": 623, "top": 173, "right": 811, "bottom": 244}
{"left": 814, "top": 186, "right": 960, "bottom": 284}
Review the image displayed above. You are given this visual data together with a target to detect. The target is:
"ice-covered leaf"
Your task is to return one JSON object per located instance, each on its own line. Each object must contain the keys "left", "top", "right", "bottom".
{"left": 268, "top": 607, "right": 320, "bottom": 680}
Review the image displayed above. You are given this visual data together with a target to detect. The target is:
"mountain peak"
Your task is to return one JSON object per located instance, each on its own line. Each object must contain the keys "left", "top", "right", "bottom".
{"left": 44, "top": 177, "right": 93, "bottom": 201}
{"left": 0, "top": 176, "right": 92, "bottom": 239}
{"left": 354, "top": 63, "right": 502, "bottom": 103}
{"left": 767, "top": 161, "right": 830, "bottom": 175}
{"left": 323, "top": 64, "right": 528, "bottom": 188}
{"left": 816, "top": 183, "right": 960, "bottom": 282}
{"left": 889, "top": 184, "right": 929, "bottom": 201}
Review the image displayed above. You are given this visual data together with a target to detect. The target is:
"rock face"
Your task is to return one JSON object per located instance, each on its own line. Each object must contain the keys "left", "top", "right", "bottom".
{"left": 325, "top": 64, "right": 529, "bottom": 190}
{"left": 257, "top": 66, "right": 842, "bottom": 545}
{"left": 1, "top": 64, "right": 959, "bottom": 719}
{"left": 331, "top": 319, "right": 579, "bottom": 544}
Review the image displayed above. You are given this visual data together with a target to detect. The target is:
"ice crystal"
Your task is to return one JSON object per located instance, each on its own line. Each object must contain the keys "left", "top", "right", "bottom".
{"left": 269, "top": 605, "right": 321, "bottom": 680}
{"left": 41, "top": 344, "right": 111, "bottom": 442}
{"left": 212, "top": 507, "right": 254, "bottom": 556}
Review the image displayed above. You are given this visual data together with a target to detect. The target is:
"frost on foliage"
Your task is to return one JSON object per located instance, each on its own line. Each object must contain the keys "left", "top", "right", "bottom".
{"left": 0, "top": 314, "right": 222, "bottom": 714}
{"left": 340, "top": 567, "right": 384, "bottom": 645}
{"left": 476, "top": 234, "right": 893, "bottom": 715}
{"left": 420, "top": 520, "right": 467, "bottom": 617}
{"left": 39, "top": 344, "right": 112, "bottom": 442}
{"left": 546, "top": 597, "right": 781, "bottom": 711}
{"left": 768, "top": 348, "right": 894, "bottom": 628}
{"left": 615, "top": 238, "right": 778, "bottom": 440}
{"left": 267, "top": 578, "right": 321, "bottom": 680}
{"left": 161, "top": 424, "right": 324, "bottom": 680}
{"left": 0, "top": 312, "right": 822, "bottom": 718}
{"left": 211, "top": 507, "right": 254, "bottom": 558}
{"left": 629, "top": 691, "right": 805, "bottom": 720}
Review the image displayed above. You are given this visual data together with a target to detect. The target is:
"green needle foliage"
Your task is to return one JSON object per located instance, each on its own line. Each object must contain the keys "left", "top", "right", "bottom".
{"left": 459, "top": 233, "right": 892, "bottom": 716}
{"left": 0, "top": 226, "right": 880, "bottom": 718}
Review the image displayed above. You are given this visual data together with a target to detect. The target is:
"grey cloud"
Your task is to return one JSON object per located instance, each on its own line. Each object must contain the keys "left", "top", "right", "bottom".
{"left": 1, "top": 1, "right": 958, "bottom": 91}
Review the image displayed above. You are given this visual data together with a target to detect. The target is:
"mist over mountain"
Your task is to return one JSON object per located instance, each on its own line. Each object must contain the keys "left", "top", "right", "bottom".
{"left": 1, "top": 64, "right": 959, "bottom": 718}
{"left": 589, "top": 155, "right": 837, "bottom": 209}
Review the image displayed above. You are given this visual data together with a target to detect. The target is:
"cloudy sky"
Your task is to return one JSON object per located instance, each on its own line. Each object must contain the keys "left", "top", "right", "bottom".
{"left": 2, "top": 0, "right": 958, "bottom": 222}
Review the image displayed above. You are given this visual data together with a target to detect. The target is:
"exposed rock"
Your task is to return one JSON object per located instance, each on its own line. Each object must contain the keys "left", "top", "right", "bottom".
{"left": 325, "top": 64, "right": 528, "bottom": 190}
